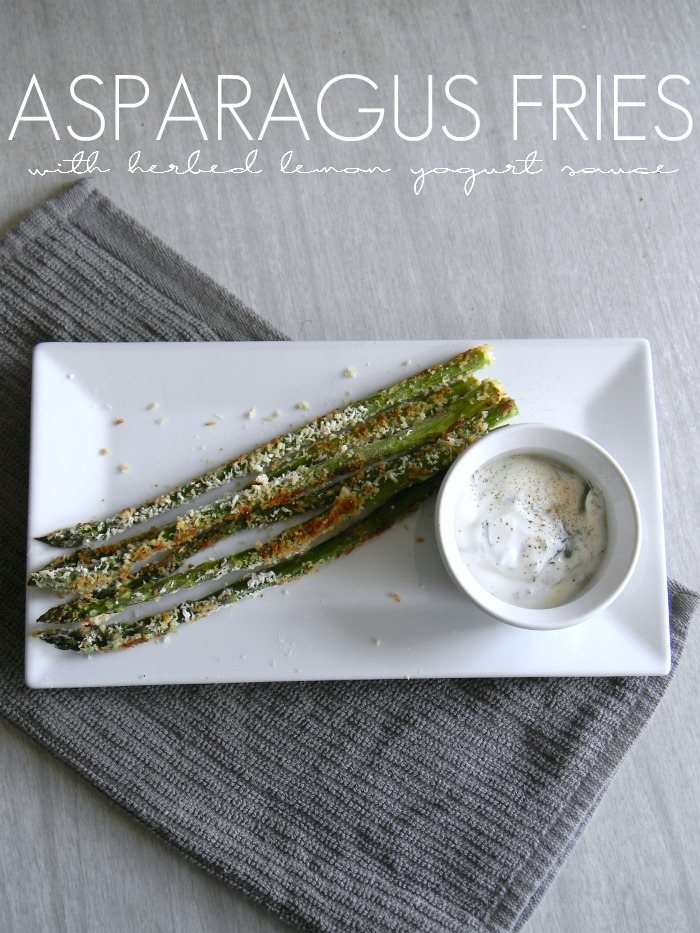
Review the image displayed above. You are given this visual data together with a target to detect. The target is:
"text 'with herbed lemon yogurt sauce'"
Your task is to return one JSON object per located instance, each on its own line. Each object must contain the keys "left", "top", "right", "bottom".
{"left": 455, "top": 454, "right": 607, "bottom": 609}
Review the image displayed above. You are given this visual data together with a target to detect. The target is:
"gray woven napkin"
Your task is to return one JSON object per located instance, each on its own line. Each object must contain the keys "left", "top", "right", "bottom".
{"left": 0, "top": 180, "right": 696, "bottom": 933}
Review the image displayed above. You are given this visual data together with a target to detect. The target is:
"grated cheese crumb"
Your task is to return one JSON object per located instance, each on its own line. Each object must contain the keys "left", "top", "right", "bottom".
{"left": 373, "top": 638, "right": 382, "bottom": 647}
{"left": 117, "top": 463, "right": 130, "bottom": 473}
{"left": 247, "top": 570, "right": 277, "bottom": 589}
{"left": 99, "top": 448, "right": 109, "bottom": 456}
{"left": 343, "top": 367, "right": 357, "bottom": 378}
{"left": 390, "top": 592, "right": 401, "bottom": 603}
{"left": 296, "top": 401, "right": 310, "bottom": 410}
{"left": 246, "top": 408, "right": 255, "bottom": 419}
{"left": 147, "top": 402, "right": 159, "bottom": 410}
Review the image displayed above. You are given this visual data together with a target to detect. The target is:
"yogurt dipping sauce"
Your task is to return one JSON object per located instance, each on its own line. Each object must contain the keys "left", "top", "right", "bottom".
{"left": 455, "top": 453, "right": 608, "bottom": 609}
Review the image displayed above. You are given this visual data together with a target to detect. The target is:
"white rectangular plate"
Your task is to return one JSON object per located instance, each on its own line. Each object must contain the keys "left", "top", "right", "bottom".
{"left": 26, "top": 339, "right": 670, "bottom": 688}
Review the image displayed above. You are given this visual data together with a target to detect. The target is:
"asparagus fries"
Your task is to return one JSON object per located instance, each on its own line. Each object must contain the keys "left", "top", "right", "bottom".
{"left": 31, "top": 346, "right": 518, "bottom": 653}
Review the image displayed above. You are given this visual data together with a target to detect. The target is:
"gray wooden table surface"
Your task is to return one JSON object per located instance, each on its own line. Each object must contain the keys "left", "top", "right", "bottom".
{"left": 1, "top": 2, "right": 698, "bottom": 931}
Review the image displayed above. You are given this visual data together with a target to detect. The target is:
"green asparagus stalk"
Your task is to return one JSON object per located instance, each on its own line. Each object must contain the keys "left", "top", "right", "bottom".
{"left": 38, "top": 345, "right": 494, "bottom": 548}
{"left": 30, "top": 379, "right": 505, "bottom": 594}
{"left": 36, "top": 474, "right": 445, "bottom": 653}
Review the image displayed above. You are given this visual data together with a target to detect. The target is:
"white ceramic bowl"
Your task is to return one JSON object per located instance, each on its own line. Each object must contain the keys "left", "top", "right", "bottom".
{"left": 435, "top": 423, "right": 642, "bottom": 630}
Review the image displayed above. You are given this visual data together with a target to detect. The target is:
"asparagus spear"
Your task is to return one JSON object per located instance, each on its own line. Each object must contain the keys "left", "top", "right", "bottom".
{"left": 38, "top": 345, "right": 494, "bottom": 548}
{"left": 30, "top": 379, "right": 505, "bottom": 594}
{"left": 36, "top": 474, "right": 445, "bottom": 653}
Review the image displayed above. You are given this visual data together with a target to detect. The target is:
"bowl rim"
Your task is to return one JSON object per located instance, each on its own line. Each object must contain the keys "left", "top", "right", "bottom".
{"left": 434, "top": 422, "right": 642, "bottom": 630}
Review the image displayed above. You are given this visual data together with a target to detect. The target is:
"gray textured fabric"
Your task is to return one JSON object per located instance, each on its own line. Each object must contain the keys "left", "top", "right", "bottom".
{"left": 0, "top": 181, "right": 696, "bottom": 933}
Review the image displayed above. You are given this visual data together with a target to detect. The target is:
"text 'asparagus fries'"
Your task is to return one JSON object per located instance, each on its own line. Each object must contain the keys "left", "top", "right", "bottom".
{"left": 30, "top": 346, "right": 517, "bottom": 653}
